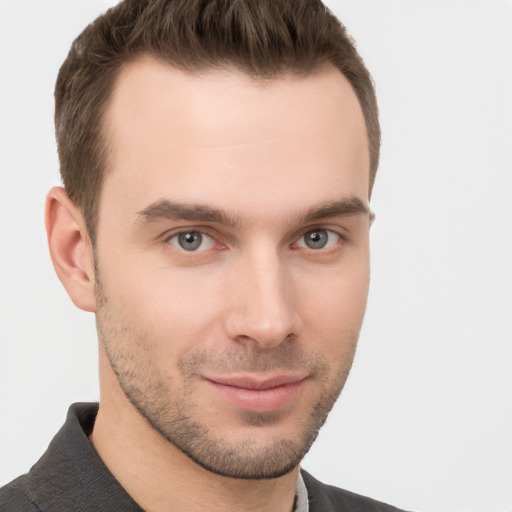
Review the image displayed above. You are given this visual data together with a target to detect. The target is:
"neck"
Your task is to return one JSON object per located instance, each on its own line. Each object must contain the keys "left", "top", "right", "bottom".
{"left": 90, "top": 357, "right": 299, "bottom": 512}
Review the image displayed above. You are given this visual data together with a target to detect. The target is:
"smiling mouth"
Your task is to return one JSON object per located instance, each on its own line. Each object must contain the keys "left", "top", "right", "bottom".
{"left": 202, "top": 373, "right": 308, "bottom": 413}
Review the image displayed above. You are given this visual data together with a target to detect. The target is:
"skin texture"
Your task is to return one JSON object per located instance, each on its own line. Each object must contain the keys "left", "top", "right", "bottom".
{"left": 46, "top": 58, "right": 371, "bottom": 512}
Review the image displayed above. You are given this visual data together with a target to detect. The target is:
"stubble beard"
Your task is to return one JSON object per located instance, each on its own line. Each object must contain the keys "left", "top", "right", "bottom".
{"left": 95, "top": 277, "right": 358, "bottom": 480}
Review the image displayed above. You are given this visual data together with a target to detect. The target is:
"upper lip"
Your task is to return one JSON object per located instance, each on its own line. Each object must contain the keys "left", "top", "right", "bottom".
{"left": 203, "top": 373, "right": 308, "bottom": 390}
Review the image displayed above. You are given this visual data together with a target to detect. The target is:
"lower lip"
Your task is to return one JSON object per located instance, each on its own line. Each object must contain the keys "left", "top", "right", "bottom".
{"left": 204, "top": 379, "right": 306, "bottom": 413}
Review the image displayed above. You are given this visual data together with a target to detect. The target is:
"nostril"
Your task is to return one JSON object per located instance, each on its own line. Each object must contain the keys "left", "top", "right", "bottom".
{"left": 229, "top": 316, "right": 298, "bottom": 349}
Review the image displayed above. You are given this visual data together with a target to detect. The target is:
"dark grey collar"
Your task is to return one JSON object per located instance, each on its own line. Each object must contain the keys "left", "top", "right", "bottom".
{"left": 26, "top": 403, "right": 143, "bottom": 511}
{"left": 26, "top": 403, "right": 316, "bottom": 512}
{"left": 22, "top": 403, "right": 398, "bottom": 512}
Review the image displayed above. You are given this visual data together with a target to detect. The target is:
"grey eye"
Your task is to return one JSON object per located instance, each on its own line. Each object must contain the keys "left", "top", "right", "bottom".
{"left": 303, "top": 230, "right": 328, "bottom": 249}
{"left": 297, "top": 229, "right": 341, "bottom": 250}
{"left": 177, "top": 231, "right": 203, "bottom": 251}
{"left": 168, "top": 230, "right": 216, "bottom": 252}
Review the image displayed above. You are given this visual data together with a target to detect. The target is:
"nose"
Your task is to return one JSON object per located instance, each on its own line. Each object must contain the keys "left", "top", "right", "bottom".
{"left": 223, "top": 246, "right": 301, "bottom": 350}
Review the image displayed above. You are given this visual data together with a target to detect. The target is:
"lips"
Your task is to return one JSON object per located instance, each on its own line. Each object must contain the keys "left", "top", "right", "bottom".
{"left": 202, "top": 373, "right": 308, "bottom": 413}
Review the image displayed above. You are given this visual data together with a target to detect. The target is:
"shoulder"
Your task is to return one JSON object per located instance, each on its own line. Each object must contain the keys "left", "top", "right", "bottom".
{"left": 301, "top": 470, "right": 411, "bottom": 512}
{"left": 0, "top": 475, "right": 40, "bottom": 512}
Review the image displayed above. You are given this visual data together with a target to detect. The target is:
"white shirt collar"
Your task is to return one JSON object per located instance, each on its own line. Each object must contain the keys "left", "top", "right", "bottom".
{"left": 294, "top": 471, "right": 309, "bottom": 512}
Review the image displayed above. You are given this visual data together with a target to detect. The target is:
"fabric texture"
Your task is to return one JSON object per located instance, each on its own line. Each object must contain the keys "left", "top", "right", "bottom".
{"left": 0, "top": 403, "right": 410, "bottom": 511}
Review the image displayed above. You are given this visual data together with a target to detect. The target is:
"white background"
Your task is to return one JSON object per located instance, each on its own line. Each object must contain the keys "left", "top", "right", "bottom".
{"left": 1, "top": 1, "right": 511, "bottom": 511}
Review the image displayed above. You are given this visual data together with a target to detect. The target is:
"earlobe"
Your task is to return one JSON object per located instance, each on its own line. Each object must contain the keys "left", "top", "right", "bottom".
{"left": 45, "top": 186, "right": 97, "bottom": 313}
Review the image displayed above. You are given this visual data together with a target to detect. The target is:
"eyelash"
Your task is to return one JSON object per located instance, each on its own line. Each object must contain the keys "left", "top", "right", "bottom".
{"left": 165, "top": 230, "right": 218, "bottom": 252}
{"left": 293, "top": 228, "right": 343, "bottom": 251}
{"left": 163, "top": 226, "right": 345, "bottom": 256}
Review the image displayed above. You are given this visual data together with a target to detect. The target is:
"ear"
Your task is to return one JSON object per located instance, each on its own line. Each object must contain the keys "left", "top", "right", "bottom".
{"left": 45, "top": 187, "right": 97, "bottom": 312}
{"left": 369, "top": 211, "right": 376, "bottom": 227}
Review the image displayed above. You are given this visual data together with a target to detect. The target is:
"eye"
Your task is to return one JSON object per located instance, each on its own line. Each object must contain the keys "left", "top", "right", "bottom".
{"left": 167, "top": 231, "right": 215, "bottom": 252}
{"left": 296, "top": 229, "right": 341, "bottom": 250}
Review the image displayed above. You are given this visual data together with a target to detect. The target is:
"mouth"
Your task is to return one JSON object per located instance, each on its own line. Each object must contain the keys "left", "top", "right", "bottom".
{"left": 202, "top": 373, "right": 308, "bottom": 413}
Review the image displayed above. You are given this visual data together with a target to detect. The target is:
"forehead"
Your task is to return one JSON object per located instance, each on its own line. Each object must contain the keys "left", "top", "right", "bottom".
{"left": 101, "top": 58, "right": 370, "bottom": 220}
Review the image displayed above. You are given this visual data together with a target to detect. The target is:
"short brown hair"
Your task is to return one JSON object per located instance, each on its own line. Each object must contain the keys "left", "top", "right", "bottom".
{"left": 55, "top": 0, "right": 380, "bottom": 242}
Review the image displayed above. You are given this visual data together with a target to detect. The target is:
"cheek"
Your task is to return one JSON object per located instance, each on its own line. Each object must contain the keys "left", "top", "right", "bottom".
{"left": 294, "top": 263, "right": 369, "bottom": 373}
{"left": 298, "top": 260, "right": 370, "bottom": 329}
{"left": 101, "top": 264, "right": 226, "bottom": 357}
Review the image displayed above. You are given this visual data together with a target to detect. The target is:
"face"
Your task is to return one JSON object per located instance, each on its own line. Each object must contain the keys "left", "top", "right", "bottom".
{"left": 94, "top": 58, "right": 371, "bottom": 479}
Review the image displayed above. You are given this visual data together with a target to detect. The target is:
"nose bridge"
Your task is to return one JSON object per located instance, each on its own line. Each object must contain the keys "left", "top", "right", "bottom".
{"left": 225, "top": 241, "right": 298, "bottom": 348}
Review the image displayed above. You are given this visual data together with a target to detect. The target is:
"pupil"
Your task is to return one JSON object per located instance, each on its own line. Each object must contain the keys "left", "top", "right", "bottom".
{"left": 306, "top": 230, "right": 327, "bottom": 249}
{"left": 179, "top": 232, "right": 202, "bottom": 251}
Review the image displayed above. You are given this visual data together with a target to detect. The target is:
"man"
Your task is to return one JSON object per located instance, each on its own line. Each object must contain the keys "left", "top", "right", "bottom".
{"left": 0, "top": 0, "right": 408, "bottom": 510}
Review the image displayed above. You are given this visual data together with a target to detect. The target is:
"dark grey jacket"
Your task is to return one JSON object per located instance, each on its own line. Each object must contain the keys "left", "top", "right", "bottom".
{"left": 0, "top": 403, "right": 409, "bottom": 511}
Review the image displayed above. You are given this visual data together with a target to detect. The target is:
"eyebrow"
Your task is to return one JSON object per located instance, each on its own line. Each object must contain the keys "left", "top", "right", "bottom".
{"left": 300, "top": 197, "right": 370, "bottom": 223}
{"left": 136, "top": 200, "right": 241, "bottom": 227}
{"left": 136, "top": 196, "right": 369, "bottom": 227}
